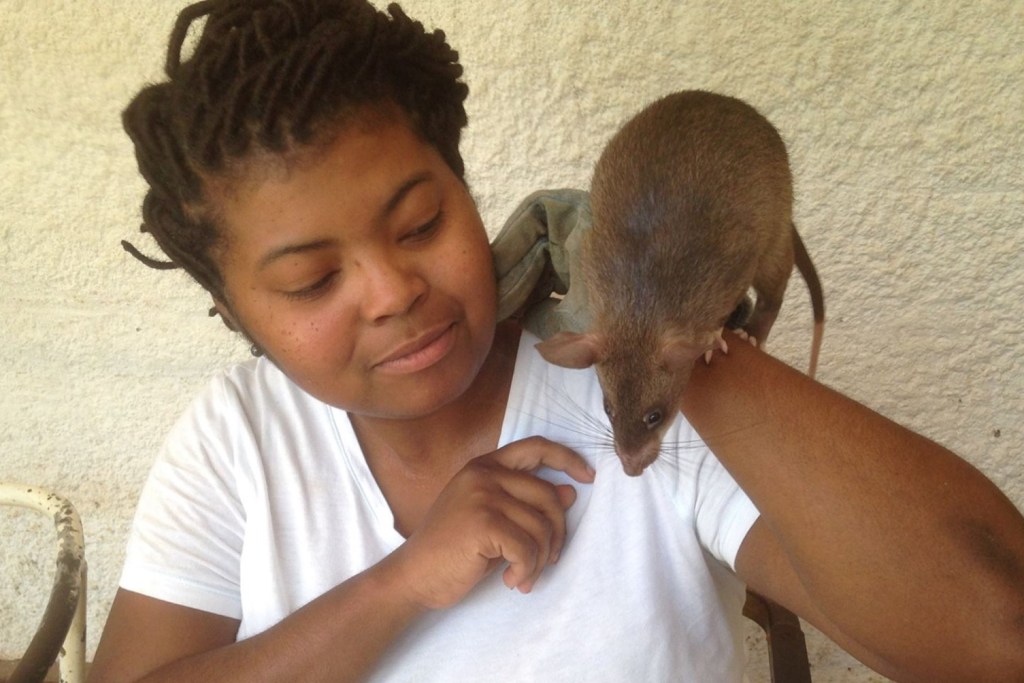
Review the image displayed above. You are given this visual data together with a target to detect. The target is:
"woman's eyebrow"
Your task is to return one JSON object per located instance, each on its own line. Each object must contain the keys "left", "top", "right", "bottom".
{"left": 257, "top": 239, "right": 335, "bottom": 271}
{"left": 255, "top": 171, "right": 436, "bottom": 271}
{"left": 382, "top": 170, "right": 434, "bottom": 217}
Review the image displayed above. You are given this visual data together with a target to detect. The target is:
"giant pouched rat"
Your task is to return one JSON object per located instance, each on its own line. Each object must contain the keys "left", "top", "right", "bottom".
{"left": 536, "top": 90, "right": 825, "bottom": 477}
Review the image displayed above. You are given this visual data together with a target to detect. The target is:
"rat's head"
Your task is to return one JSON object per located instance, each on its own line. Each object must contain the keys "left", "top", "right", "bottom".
{"left": 536, "top": 328, "right": 709, "bottom": 476}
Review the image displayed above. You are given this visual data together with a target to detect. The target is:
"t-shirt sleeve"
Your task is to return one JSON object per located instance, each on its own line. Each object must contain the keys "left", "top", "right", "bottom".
{"left": 691, "top": 442, "right": 761, "bottom": 572}
{"left": 119, "top": 376, "right": 247, "bottom": 620}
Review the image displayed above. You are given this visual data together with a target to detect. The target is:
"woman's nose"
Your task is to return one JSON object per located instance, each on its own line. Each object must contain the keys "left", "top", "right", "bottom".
{"left": 356, "top": 254, "right": 427, "bottom": 322}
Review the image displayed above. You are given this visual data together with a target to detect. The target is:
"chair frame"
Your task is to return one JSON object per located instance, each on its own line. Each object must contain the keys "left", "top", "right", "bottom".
{"left": 1, "top": 483, "right": 87, "bottom": 683}
{"left": 744, "top": 589, "right": 812, "bottom": 682}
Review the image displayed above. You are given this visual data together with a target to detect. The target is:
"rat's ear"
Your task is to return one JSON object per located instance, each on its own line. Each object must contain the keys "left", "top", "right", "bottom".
{"left": 658, "top": 330, "right": 703, "bottom": 372}
{"left": 535, "top": 331, "right": 604, "bottom": 369}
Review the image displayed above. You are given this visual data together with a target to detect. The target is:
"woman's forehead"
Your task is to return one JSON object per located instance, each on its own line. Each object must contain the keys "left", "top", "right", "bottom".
{"left": 208, "top": 115, "right": 445, "bottom": 259}
{"left": 205, "top": 101, "right": 414, "bottom": 193}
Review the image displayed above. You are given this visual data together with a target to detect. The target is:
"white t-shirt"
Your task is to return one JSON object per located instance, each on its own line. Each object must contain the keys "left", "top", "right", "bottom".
{"left": 122, "top": 331, "right": 760, "bottom": 681}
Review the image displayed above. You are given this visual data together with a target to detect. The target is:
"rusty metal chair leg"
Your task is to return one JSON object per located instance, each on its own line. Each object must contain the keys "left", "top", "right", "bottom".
{"left": 1, "top": 483, "right": 87, "bottom": 683}
{"left": 743, "top": 589, "right": 812, "bottom": 683}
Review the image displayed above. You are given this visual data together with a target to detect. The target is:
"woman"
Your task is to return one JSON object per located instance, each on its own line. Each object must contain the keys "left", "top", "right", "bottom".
{"left": 91, "top": 1, "right": 1024, "bottom": 681}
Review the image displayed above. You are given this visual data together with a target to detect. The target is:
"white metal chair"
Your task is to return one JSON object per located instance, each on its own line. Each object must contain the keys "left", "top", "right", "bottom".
{"left": 1, "top": 483, "right": 86, "bottom": 683}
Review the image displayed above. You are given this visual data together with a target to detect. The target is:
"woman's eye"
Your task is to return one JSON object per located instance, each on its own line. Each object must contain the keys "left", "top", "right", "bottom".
{"left": 283, "top": 272, "right": 337, "bottom": 301}
{"left": 403, "top": 211, "right": 443, "bottom": 241}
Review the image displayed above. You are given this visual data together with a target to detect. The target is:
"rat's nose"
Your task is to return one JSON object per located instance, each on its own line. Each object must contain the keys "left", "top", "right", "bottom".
{"left": 621, "top": 461, "right": 645, "bottom": 477}
{"left": 615, "top": 434, "right": 662, "bottom": 476}
{"left": 616, "top": 449, "right": 653, "bottom": 477}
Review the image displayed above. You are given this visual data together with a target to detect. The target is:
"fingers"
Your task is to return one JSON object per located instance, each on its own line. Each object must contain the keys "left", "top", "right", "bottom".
{"left": 490, "top": 436, "right": 596, "bottom": 484}
{"left": 555, "top": 483, "right": 578, "bottom": 509}
{"left": 476, "top": 439, "right": 592, "bottom": 592}
{"left": 484, "top": 487, "right": 578, "bottom": 593}
{"left": 486, "top": 498, "right": 558, "bottom": 592}
{"left": 458, "top": 468, "right": 564, "bottom": 589}
{"left": 399, "top": 438, "right": 592, "bottom": 608}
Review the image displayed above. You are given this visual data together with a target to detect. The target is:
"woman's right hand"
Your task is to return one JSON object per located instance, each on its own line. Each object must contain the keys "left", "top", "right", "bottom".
{"left": 386, "top": 436, "right": 595, "bottom": 610}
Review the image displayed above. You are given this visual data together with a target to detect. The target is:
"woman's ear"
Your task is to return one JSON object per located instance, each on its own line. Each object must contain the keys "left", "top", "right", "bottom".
{"left": 210, "top": 299, "right": 240, "bottom": 333}
{"left": 210, "top": 299, "right": 265, "bottom": 357}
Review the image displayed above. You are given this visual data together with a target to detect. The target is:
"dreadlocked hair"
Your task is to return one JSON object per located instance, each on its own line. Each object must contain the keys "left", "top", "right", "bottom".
{"left": 121, "top": 0, "right": 470, "bottom": 303}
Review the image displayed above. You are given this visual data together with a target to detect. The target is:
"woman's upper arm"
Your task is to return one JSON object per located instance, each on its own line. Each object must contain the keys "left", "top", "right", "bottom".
{"left": 89, "top": 588, "right": 239, "bottom": 683}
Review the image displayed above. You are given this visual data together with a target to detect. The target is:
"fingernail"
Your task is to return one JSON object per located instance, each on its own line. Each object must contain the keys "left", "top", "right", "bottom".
{"left": 560, "top": 486, "right": 578, "bottom": 508}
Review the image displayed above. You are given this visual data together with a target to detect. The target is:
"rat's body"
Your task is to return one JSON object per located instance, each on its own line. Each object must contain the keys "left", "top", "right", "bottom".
{"left": 537, "top": 90, "right": 825, "bottom": 476}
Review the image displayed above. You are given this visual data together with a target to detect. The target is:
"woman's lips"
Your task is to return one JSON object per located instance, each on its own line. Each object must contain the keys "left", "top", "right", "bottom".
{"left": 374, "top": 323, "right": 457, "bottom": 374}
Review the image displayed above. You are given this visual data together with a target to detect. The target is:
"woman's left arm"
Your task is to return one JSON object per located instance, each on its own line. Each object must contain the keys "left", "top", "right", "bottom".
{"left": 681, "top": 333, "right": 1024, "bottom": 683}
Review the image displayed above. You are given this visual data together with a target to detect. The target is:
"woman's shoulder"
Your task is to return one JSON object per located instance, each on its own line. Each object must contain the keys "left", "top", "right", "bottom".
{"left": 198, "top": 356, "right": 313, "bottom": 409}
{"left": 167, "top": 356, "right": 328, "bottom": 450}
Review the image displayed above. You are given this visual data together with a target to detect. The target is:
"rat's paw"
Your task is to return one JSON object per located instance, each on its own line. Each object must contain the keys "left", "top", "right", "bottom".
{"left": 703, "top": 328, "right": 729, "bottom": 364}
{"left": 733, "top": 328, "right": 759, "bottom": 348}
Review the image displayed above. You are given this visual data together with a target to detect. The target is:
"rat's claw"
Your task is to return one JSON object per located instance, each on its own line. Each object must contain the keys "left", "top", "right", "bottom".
{"left": 715, "top": 328, "right": 728, "bottom": 354}
{"left": 704, "top": 328, "right": 729, "bottom": 365}
{"left": 733, "top": 328, "right": 760, "bottom": 348}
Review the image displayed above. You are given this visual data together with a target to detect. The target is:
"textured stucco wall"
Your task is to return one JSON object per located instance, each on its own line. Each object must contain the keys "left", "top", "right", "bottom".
{"left": 1, "top": 1, "right": 1021, "bottom": 679}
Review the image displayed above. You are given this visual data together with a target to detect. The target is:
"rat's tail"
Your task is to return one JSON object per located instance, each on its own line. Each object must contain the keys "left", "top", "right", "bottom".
{"left": 792, "top": 225, "right": 825, "bottom": 378}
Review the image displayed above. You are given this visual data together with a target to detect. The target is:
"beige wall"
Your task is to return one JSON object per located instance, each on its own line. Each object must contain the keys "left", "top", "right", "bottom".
{"left": 2, "top": 1, "right": 1021, "bottom": 679}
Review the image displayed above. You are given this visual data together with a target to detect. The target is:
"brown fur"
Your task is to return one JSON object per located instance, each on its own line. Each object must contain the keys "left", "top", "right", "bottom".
{"left": 537, "top": 90, "right": 825, "bottom": 476}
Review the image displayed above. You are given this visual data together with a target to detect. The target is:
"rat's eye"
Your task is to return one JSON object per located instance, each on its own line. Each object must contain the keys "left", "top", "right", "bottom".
{"left": 643, "top": 410, "right": 663, "bottom": 429}
{"left": 603, "top": 399, "right": 614, "bottom": 418}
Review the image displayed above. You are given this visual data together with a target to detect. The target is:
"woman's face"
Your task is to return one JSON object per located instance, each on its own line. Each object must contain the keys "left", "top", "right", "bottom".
{"left": 212, "top": 112, "right": 497, "bottom": 419}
